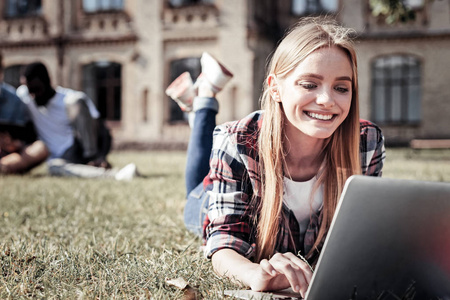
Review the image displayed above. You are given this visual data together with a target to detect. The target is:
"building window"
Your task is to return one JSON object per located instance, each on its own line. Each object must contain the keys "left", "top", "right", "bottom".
{"left": 82, "top": 62, "right": 122, "bottom": 121}
{"left": 83, "top": 0, "right": 124, "bottom": 13}
{"left": 3, "top": 65, "right": 25, "bottom": 89}
{"left": 168, "top": 57, "right": 201, "bottom": 122}
{"left": 168, "top": 0, "right": 214, "bottom": 8}
{"left": 4, "top": 0, "right": 42, "bottom": 18}
{"left": 291, "top": 0, "right": 338, "bottom": 15}
{"left": 371, "top": 55, "right": 421, "bottom": 125}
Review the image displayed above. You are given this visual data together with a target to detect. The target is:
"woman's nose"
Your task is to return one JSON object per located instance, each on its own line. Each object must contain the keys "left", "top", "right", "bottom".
{"left": 316, "top": 90, "right": 335, "bottom": 108}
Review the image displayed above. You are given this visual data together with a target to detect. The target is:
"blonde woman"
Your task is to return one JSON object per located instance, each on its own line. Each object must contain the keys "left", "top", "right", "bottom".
{"left": 167, "top": 17, "right": 385, "bottom": 297}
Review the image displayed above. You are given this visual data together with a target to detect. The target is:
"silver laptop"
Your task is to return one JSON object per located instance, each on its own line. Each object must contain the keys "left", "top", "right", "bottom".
{"left": 226, "top": 175, "right": 450, "bottom": 299}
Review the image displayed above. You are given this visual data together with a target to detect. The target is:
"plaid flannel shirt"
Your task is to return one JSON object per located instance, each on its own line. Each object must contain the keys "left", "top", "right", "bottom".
{"left": 203, "top": 110, "right": 386, "bottom": 262}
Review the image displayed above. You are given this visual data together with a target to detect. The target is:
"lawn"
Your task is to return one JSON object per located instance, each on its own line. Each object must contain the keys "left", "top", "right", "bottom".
{"left": 1, "top": 148, "right": 449, "bottom": 299}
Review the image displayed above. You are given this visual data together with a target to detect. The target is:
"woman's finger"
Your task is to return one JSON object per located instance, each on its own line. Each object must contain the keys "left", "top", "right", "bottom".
{"left": 282, "top": 252, "right": 313, "bottom": 283}
{"left": 259, "top": 258, "right": 277, "bottom": 277}
{"left": 268, "top": 253, "right": 309, "bottom": 295}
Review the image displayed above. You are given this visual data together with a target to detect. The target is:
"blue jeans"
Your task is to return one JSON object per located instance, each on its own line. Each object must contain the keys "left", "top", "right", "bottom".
{"left": 183, "top": 98, "right": 217, "bottom": 236}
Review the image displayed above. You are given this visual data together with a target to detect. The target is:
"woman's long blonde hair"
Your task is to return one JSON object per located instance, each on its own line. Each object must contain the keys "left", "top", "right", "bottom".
{"left": 255, "top": 17, "right": 361, "bottom": 262}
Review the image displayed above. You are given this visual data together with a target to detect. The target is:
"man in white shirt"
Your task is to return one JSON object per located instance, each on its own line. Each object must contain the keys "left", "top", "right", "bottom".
{"left": 17, "top": 62, "right": 137, "bottom": 180}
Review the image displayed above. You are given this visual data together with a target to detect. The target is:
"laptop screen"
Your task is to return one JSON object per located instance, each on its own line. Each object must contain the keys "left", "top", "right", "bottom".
{"left": 305, "top": 175, "right": 450, "bottom": 299}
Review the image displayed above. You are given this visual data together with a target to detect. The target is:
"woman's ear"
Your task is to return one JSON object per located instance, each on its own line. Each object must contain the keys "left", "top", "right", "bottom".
{"left": 267, "top": 74, "right": 282, "bottom": 103}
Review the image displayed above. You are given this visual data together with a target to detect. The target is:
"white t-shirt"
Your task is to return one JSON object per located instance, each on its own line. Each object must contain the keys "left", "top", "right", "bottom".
{"left": 17, "top": 85, "right": 99, "bottom": 159}
{"left": 283, "top": 176, "right": 323, "bottom": 238}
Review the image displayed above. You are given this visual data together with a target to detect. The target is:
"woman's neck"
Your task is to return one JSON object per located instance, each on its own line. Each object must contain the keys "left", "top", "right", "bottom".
{"left": 283, "top": 128, "right": 326, "bottom": 182}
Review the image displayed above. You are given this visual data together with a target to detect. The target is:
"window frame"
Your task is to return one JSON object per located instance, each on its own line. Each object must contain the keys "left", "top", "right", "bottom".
{"left": 168, "top": 0, "right": 215, "bottom": 8}
{"left": 4, "top": 0, "right": 42, "bottom": 18}
{"left": 370, "top": 54, "right": 422, "bottom": 126}
{"left": 82, "top": 61, "right": 122, "bottom": 121}
{"left": 3, "top": 64, "right": 26, "bottom": 89}
{"left": 82, "top": 0, "right": 124, "bottom": 13}
{"left": 291, "top": 0, "right": 338, "bottom": 16}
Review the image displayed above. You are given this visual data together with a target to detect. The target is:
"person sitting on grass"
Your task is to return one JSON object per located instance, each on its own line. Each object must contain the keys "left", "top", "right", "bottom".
{"left": 0, "top": 55, "right": 49, "bottom": 174}
{"left": 17, "top": 62, "right": 138, "bottom": 180}
{"left": 166, "top": 17, "right": 385, "bottom": 298}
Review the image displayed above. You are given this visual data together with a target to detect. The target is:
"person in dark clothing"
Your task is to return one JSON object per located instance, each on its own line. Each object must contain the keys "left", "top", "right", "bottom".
{"left": 0, "top": 55, "right": 48, "bottom": 174}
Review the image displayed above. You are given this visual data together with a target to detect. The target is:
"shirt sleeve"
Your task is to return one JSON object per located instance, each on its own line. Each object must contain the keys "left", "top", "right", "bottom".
{"left": 0, "top": 85, "right": 29, "bottom": 126}
{"left": 360, "top": 120, "right": 386, "bottom": 177}
{"left": 61, "top": 87, "right": 100, "bottom": 119}
{"left": 203, "top": 124, "right": 256, "bottom": 259}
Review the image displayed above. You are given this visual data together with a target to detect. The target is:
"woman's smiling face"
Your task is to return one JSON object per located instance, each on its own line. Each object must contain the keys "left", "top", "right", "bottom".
{"left": 274, "top": 46, "right": 353, "bottom": 142}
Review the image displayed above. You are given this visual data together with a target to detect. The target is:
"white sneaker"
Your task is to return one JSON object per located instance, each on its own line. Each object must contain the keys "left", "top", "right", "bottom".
{"left": 165, "top": 72, "right": 195, "bottom": 112}
{"left": 115, "top": 163, "right": 139, "bottom": 181}
{"left": 199, "top": 52, "right": 233, "bottom": 94}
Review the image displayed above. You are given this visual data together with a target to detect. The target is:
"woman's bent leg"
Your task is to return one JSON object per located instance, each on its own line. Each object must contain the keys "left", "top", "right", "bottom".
{"left": 184, "top": 97, "right": 218, "bottom": 236}
{"left": 185, "top": 97, "right": 218, "bottom": 195}
{"left": 184, "top": 183, "right": 210, "bottom": 236}
{"left": 180, "top": 53, "right": 232, "bottom": 236}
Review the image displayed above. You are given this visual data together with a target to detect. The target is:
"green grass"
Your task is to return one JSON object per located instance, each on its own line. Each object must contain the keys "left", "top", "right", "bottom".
{"left": 1, "top": 148, "right": 449, "bottom": 299}
{"left": 383, "top": 148, "right": 450, "bottom": 181}
{"left": 0, "top": 151, "right": 235, "bottom": 299}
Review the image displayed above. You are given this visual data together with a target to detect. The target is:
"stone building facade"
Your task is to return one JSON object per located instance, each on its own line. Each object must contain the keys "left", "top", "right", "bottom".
{"left": 1, "top": 0, "right": 449, "bottom": 147}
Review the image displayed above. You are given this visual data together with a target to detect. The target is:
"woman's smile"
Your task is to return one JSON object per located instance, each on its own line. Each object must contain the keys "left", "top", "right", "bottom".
{"left": 304, "top": 111, "right": 335, "bottom": 121}
{"left": 273, "top": 46, "right": 353, "bottom": 142}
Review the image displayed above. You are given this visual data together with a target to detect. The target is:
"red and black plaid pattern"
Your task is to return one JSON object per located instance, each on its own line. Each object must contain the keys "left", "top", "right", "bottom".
{"left": 203, "top": 111, "right": 386, "bottom": 262}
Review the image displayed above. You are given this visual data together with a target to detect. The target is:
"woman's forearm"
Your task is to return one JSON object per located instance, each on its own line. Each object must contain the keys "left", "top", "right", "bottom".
{"left": 211, "top": 248, "right": 259, "bottom": 287}
{"left": 211, "top": 248, "right": 311, "bottom": 296}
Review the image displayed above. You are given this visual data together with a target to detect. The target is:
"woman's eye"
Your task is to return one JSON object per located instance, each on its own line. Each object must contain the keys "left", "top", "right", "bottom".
{"left": 335, "top": 86, "right": 349, "bottom": 93}
{"left": 300, "top": 83, "right": 317, "bottom": 90}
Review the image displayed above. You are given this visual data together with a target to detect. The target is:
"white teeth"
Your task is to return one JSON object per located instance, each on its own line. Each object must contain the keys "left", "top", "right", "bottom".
{"left": 307, "top": 112, "right": 333, "bottom": 120}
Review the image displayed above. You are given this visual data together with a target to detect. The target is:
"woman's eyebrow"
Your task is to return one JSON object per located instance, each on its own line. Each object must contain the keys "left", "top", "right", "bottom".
{"left": 298, "top": 73, "right": 323, "bottom": 80}
{"left": 297, "top": 74, "right": 352, "bottom": 82}
{"left": 336, "top": 76, "right": 352, "bottom": 82}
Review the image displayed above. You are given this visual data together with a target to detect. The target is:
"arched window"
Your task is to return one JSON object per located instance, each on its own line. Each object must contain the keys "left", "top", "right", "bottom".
{"left": 168, "top": 57, "right": 201, "bottom": 122}
{"left": 291, "top": 0, "right": 338, "bottom": 16}
{"left": 371, "top": 55, "right": 421, "bottom": 125}
{"left": 82, "top": 62, "right": 122, "bottom": 121}
{"left": 3, "top": 64, "right": 25, "bottom": 89}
